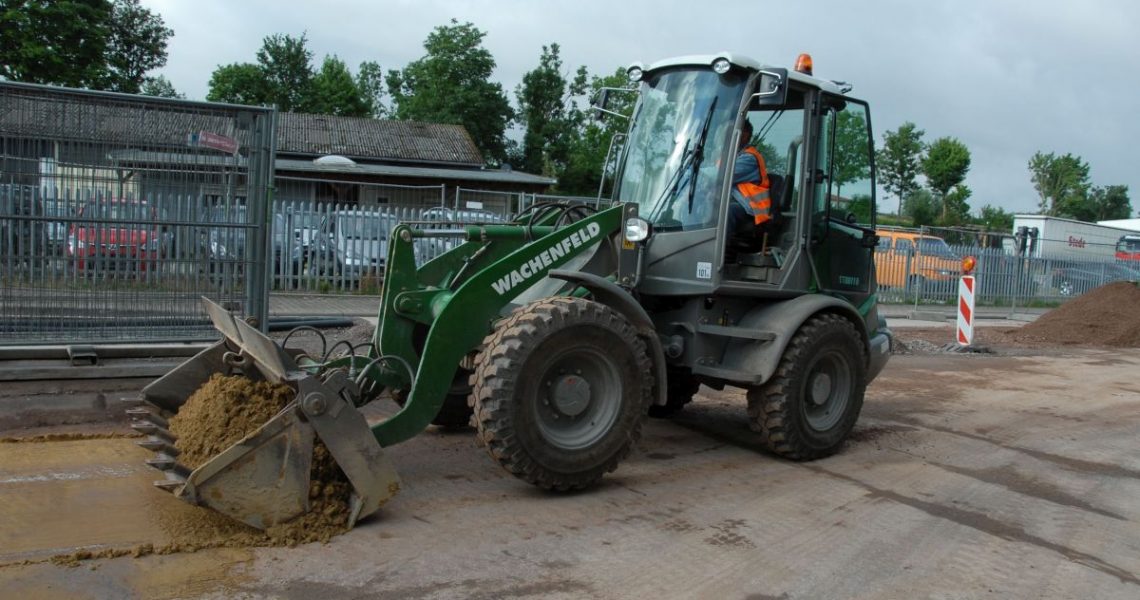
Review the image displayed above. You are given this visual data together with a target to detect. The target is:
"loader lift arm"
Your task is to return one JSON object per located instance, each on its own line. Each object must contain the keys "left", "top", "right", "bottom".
{"left": 361, "top": 204, "right": 626, "bottom": 446}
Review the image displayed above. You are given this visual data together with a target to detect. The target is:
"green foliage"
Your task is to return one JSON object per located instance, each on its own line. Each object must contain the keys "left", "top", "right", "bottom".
{"left": 1027, "top": 151, "right": 1090, "bottom": 216}
{"left": 556, "top": 68, "right": 636, "bottom": 196}
{"left": 832, "top": 110, "right": 871, "bottom": 197}
{"left": 207, "top": 33, "right": 382, "bottom": 117}
{"left": 976, "top": 204, "right": 1014, "bottom": 232}
{"left": 256, "top": 33, "right": 314, "bottom": 112}
{"left": 386, "top": 19, "right": 513, "bottom": 163}
{"left": 356, "top": 60, "right": 386, "bottom": 118}
{"left": 846, "top": 194, "right": 873, "bottom": 224}
{"left": 101, "top": 0, "right": 173, "bottom": 93}
{"left": 309, "top": 56, "right": 371, "bottom": 117}
{"left": 140, "top": 75, "right": 183, "bottom": 99}
{"left": 515, "top": 44, "right": 583, "bottom": 176}
{"left": 0, "top": 0, "right": 170, "bottom": 93}
{"left": 207, "top": 63, "right": 268, "bottom": 106}
{"left": 1085, "top": 184, "right": 1132, "bottom": 221}
{"left": 902, "top": 189, "right": 938, "bottom": 227}
{"left": 939, "top": 184, "right": 972, "bottom": 226}
{"left": 921, "top": 137, "right": 971, "bottom": 198}
{"left": 876, "top": 122, "right": 925, "bottom": 214}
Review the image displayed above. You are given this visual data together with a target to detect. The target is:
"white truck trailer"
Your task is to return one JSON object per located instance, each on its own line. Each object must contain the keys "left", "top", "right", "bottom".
{"left": 1012, "top": 215, "right": 1139, "bottom": 261}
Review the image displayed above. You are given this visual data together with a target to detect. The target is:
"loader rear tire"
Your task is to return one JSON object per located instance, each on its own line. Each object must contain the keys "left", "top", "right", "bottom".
{"left": 471, "top": 297, "right": 652, "bottom": 491}
{"left": 746, "top": 313, "right": 866, "bottom": 460}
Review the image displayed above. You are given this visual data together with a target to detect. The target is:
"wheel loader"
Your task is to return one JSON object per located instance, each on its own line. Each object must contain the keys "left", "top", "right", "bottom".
{"left": 132, "top": 52, "right": 892, "bottom": 530}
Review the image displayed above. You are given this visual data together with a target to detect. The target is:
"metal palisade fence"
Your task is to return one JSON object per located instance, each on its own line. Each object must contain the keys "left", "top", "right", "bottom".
{"left": 0, "top": 82, "right": 275, "bottom": 345}
{"left": 874, "top": 226, "right": 1140, "bottom": 308}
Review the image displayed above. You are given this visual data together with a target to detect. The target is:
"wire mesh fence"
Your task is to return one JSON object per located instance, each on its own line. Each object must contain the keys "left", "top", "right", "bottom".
{"left": 0, "top": 82, "right": 274, "bottom": 345}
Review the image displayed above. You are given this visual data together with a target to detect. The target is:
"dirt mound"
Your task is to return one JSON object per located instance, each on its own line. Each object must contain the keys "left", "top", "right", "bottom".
{"left": 1011, "top": 281, "right": 1140, "bottom": 347}
{"left": 164, "top": 375, "right": 353, "bottom": 546}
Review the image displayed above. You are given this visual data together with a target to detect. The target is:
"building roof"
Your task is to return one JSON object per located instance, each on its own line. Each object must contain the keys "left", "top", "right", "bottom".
{"left": 275, "top": 157, "right": 556, "bottom": 186}
{"left": 276, "top": 113, "right": 484, "bottom": 166}
{"left": 0, "top": 82, "right": 488, "bottom": 168}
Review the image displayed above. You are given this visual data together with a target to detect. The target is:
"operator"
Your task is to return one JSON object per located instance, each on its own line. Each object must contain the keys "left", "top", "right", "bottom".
{"left": 729, "top": 119, "right": 772, "bottom": 233}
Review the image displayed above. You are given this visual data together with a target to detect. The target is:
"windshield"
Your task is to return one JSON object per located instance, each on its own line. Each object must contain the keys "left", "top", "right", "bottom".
{"left": 614, "top": 68, "right": 747, "bottom": 230}
{"left": 917, "top": 237, "right": 956, "bottom": 258}
{"left": 336, "top": 214, "right": 388, "bottom": 239}
{"left": 1118, "top": 237, "right": 1140, "bottom": 253}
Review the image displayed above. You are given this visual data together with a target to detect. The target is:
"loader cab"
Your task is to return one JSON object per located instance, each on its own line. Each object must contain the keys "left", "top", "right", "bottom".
{"left": 612, "top": 54, "right": 878, "bottom": 306}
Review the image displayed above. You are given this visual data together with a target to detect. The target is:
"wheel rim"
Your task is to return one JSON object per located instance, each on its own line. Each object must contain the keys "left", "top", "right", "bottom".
{"left": 802, "top": 350, "right": 852, "bottom": 432}
{"left": 534, "top": 346, "right": 622, "bottom": 451}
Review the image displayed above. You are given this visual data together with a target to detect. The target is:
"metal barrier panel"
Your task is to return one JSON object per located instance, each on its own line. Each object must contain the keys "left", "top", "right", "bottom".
{"left": 872, "top": 226, "right": 1140, "bottom": 307}
{"left": 0, "top": 82, "right": 275, "bottom": 345}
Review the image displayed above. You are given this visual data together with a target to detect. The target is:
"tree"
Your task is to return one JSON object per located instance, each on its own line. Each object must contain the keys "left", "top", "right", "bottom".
{"left": 846, "top": 194, "right": 873, "bottom": 224}
{"left": 140, "top": 75, "right": 183, "bottom": 99}
{"left": 356, "top": 60, "right": 386, "bottom": 117}
{"left": 101, "top": 0, "right": 173, "bottom": 93}
{"left": 939, "top": 184, "right": 972, "bottom": 226}
{"left": 0, "top": 0, "right": 171, "bottom": 92}
{"left": 387, "top": 20, "right": 513, "bottom": 163}
{"left": 832, "top": 110, "right": 872, "bottom": 199}
{"left": 207, "top": 63, "right": 269, "bottom": 106}
{"left": 1027, "top": 151, "right": 1090, "bottom": 216}
{"left": 877, "top": 122, "right": 925, "bottom": 215}
{"left": 902, "top": 189, "right": 938, "bottom": 227}
{"left": 515, "top": 44, "right": 582, "bottom": 176}
{"left": 256, "top": 33, "right": 314, "bottom": 112}
{"left": 557, "top": 67, "right": 636, "bottom": 195}
{"left": 975, "top": 204, "right": 1014, "bottom": 232}
{"left": 921, "top": 137, "right": 971, "bottom": 221}
{"left": 309, "top": 56, "right": 370, "bottom": 117}
{"left": 1083, "top": 184, "right": 1131, "bottom": 221}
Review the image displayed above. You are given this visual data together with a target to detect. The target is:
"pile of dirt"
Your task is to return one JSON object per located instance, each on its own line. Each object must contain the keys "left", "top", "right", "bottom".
{"left": 1011, "top": 281, "right": 1140, "bottom": 347}
{"left": 165, "top": 375, "right": 354, "bottom": 546}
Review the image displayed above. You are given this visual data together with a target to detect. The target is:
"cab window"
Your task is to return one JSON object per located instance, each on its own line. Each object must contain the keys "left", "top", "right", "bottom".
{"left": 895, "top": 238, "right": 913, "bottom": 253}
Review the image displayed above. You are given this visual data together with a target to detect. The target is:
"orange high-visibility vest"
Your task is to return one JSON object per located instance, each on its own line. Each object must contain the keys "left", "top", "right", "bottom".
{"left": 736, "top": 146, "right": 772, "bottom": 225}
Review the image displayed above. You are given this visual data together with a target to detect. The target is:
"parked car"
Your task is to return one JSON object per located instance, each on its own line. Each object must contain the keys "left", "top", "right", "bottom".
{"left": 308, "top": 210, "right": 395, "bottom": 284}
{"left": 874, "top": 230, "right": 960, "bottom": 293}
{"left": 1051, "top": 262, "right": 1140, "bottom": 296}
{"left": 67, "top": 199, "right": 162, "bottom": 274}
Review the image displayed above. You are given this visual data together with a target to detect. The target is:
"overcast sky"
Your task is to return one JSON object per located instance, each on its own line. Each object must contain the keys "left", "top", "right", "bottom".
{"left": 145, "top": 0, "right": 1140, "bottom": 215}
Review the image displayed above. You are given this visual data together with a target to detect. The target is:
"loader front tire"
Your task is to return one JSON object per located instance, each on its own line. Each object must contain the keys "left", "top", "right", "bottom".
{"left": 471, "top": 297, "right": 652, "bottom": 491}
{"left": 746, "top": 313, "right": 866, "bottom": 460}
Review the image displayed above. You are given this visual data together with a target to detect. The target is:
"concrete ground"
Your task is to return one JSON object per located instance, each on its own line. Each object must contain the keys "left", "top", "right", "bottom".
{"left": 1, "top": 343, "right": 1138, "bottom": 599}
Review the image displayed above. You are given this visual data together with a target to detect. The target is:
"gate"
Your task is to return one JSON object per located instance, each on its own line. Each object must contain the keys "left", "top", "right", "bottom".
{"left": 0, "top": 82, "right": 275, "bottom": 345}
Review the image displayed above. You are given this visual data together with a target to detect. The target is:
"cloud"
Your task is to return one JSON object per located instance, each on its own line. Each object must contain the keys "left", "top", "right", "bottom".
{"left": 143, "top": 0, "right": 1139, "bottom": 216}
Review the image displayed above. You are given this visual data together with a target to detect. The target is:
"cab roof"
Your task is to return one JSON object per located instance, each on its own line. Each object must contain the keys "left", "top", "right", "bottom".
{"left": 632, "top": 52, "right": 847, "bottom": 95}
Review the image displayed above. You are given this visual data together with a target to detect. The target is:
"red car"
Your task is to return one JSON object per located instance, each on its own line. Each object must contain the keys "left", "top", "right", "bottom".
{"left": 67, "top": 199, "right": 162, "bottom": 274}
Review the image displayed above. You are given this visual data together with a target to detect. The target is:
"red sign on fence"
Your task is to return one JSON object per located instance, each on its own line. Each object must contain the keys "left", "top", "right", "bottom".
{"left": 188, "top": 131, "right": 239, "bottom": 155}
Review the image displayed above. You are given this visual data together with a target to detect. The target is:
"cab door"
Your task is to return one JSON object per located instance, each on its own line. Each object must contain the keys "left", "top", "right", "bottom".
{"left": 807, "top": 94, "right": 878, "bottom": 304}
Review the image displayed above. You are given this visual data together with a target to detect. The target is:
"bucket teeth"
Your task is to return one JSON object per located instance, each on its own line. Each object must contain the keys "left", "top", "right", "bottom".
{"left": 137, "top": 438, "right": 180, "bottom": 456}
{"left": 144, "top": 453, "right": 192, "bottom": 477}
{"left": 153, "top": 479, "right": 184, "bottom": 493}
{"left": 127, "top": 407, "right": 169, "bottom": 429}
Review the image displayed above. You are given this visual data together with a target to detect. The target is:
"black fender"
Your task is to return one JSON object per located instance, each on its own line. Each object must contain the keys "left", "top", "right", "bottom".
{"left": 720, "top": 294, "right": 869, "bottom": 386}
{"left": 548, "top": 270, "right": 668, "bottom": 407}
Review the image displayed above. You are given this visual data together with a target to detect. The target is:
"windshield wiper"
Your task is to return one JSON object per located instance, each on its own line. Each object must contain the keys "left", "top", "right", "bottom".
{"left": 686, "top": 97, "right": 718, "bottom": 213}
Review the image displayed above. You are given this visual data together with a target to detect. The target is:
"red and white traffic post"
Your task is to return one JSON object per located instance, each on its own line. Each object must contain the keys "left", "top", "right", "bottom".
{"left": 956, "top": 256, "right": 977, "bottom": 346}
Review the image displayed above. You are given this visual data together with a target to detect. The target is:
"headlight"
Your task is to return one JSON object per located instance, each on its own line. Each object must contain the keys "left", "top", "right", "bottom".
{"left": 627, "top": 66, "right": 643, "bottom": 83}
{"left": 144, "top": 238, "right": 161, "bottom": 251}
{"left": 624, "top": 217, "right": 650, "bottom": 243}
{"left": 210, "top": 241, "right": 227, "bottom": 257}
{"left": 712, "top": 57, "right": 731, "bottom": 74}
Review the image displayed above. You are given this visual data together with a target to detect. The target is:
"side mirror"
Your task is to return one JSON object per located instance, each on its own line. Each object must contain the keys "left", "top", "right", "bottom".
{"left": 593, "top": 88, "right": 610, "bottom": 122}
{"left": 845, "top": 212, "right": 858, "bottom": 225}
